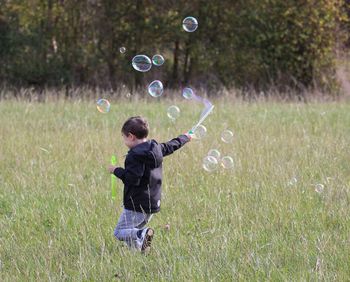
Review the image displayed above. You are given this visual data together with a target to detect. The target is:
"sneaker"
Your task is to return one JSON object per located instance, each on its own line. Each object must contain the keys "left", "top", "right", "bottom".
{"left": 141, "top": 228, "right": 154, "bottom": 253}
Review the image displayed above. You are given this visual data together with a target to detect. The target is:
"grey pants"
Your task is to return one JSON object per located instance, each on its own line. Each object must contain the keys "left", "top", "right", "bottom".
{"left": 114, "top": 208, "right": 153, "bottom": 249}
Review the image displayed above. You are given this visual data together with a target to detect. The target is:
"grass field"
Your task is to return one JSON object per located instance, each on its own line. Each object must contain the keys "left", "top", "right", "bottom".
{"left": 1, "top": 98, "right": 350, "bottom": 281}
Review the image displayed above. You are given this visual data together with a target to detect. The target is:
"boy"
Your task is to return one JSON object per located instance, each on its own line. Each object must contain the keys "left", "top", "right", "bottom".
{"left": 108, "top": 116, "right": 191, "bottom": 253}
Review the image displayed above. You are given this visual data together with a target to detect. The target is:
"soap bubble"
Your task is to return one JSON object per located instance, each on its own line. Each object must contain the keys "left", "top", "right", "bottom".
{"left": 182, "top": 17, "right": 198, "bottom": 32}
{"left": 152, "top": 54, "right": 165, "bottom": 66}
{"left": 208, "top": 149, "right": 221, "bottom": 161}
{"left": 96, "top": 99, "right": 110, "bottom": 113}
{"left": 132, "top": 55, "right": 152, "bottom": 72}
{"left": 167, "top": 105, "right": 180, "bottom": 120}
{"left": 315, "top": 184, "right": 324, "bottom": 194}
{"left": 287, "top": 177, "right": 298, "bottom": 186}
{"left": 148, "top": 80, "right": 163, "bottom": 97}
{"left": 182, "top": 87, "right": 194, "bottom": 100}
{"left": 193, "top": 124, "right": 207, "bottom": 139}
{"left": 221, "top": 156, "right": 234, "bottom": 169}
{"left": 221, "top": 130, "right": 234, "bottom": 143}
{"left": 203, "top": 156, "right": 218, "bottom": 172}
{"left": 119, "top": 47, "right": 126, "bottom": 53}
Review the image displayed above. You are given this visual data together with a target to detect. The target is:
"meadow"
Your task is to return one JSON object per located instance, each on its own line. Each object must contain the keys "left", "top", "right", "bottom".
{"left": 0, "top": 97, "right": 350, "bottom": 281}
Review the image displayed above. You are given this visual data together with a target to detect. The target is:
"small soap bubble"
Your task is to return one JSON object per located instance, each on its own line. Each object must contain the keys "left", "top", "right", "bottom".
{"left": 203, "top": 156, "right": 218, "bottom": 172}
{"left": 193, "top": 124, "right": 207, "bottom": 140}
{"left": 315, "top": 184, "right": 324, "bottom": 194}
{"left": 148, "top": 80, "right": 163, "bottom": 97}
{"left": 152, "top": 54, "right": 165, "bottom": 66}
{"left": 221, "top": 130, "right": 234, "bottom": 143}
{"left": 182, "top": 16, "right": 198, "bottom": 32}
{"left": 132, "top": 55, "right": 152, "bottom": 72}
{"left": 167, "top": 105, "right": 180, "bottom": 120}
{"left": 221, "top": 156, "right": 234, "bottom": 169}
{"left": 119, "top": 47, "right": 126, "bottom": 53}
{"left": 208, "top": 149, "right": 221, "bottom": 161}
{"left": 96, "top": 98, "right": 110, "bottom": 113}
{"left": 287, "top": 177, "right": 298, "bottom": 186}
{"left": 182, "top": 87, "right": 194, "bottom": 100}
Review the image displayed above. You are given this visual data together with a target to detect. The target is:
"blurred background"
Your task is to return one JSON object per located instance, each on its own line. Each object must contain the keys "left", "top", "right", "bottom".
{"left": 0, "top": 0, "right": 350, "bottom": 98}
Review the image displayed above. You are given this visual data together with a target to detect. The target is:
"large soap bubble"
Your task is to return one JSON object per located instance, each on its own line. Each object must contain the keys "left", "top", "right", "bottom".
{"left": 221, "top": 156, "right": 234, "bottom": 169}
{"left": 193, "top": 124, "right": 207, "bottom": 139}
{"left": 96, "top": 99, "right": 110, "bottom": 113}
{"left": 203, "top": 156, "right": 218, "bottom": 172}
{"left": 167, "top": 105, "right": 180, "bottom": 120}
{"left": 183, "top": 17, "right": 198, "bottom": 32}
{"left": 152, "top": 54, "right": 165, "bottom": 66}
{"left": 148, "top": 80, "right": 163, "bottom": 97}
{"left": 221, "top": 130, "right": 234, "bottom": 143}
{"left": 182, "top": 87, "right": 194, "bottom": 100}
{"left": 208, "top": 149, "right": 221, "bottom": 161}
{"left": 132, "top": 55, "right": 152, "bottom": 72}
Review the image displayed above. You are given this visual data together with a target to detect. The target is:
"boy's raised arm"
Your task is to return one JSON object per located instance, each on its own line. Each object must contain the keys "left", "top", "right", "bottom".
{"left": 160, "top": 134, "right": 191, "bottom": 157}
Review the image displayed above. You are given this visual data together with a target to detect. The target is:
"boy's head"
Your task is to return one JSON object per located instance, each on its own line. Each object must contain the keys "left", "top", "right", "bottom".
{"left": 121, "top": 116, "right": 149, "bottom": 148}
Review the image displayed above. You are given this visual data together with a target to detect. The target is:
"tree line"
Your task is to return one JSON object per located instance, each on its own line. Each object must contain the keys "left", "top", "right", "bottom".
{"left": 0, "top": 0, "right": 348, "bottom": 95}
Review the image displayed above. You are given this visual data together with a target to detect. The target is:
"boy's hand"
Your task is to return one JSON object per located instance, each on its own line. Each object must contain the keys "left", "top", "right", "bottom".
{"left": 185, "top": 132, "right": 193, "bottom": 140}
{"left": 108, "top": 165, "right": 117, "bottom": 174}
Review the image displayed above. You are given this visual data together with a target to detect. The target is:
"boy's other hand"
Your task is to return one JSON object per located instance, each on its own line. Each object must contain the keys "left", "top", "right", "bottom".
{"left": 108, "top": 165, "right": 117, "bottom": 174}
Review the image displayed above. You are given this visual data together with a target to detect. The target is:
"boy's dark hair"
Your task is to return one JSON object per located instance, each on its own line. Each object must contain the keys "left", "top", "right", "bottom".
{"left": 121, "top": 116, "right": 149, "bottom": 139}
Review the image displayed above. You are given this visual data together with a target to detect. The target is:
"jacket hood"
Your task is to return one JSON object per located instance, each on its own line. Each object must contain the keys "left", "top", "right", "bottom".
{"left": 130, "top": 140, "right": 163, "bottom": 168}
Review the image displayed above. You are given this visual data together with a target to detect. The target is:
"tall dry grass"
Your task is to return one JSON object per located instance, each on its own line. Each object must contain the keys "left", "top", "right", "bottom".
{"left": 0, "top": 95, "right": 350, "bottom": 280}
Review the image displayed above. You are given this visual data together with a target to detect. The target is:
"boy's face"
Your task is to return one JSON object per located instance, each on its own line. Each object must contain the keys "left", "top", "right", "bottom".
{"left": 122, "top": 132, "right": 136, "bottom": 148}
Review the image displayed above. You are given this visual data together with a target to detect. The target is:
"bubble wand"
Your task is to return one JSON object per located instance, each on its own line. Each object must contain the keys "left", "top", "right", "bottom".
{"left": 111, "top": 155, "right": 117, "bottom": 200}
{"left": 189, "top": 105, "right": 214, "bottom": 134}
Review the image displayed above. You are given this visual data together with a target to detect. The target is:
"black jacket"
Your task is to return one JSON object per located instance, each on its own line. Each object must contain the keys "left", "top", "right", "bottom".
{"left": 113, "top": 134, "right": 190, "bottom": 213}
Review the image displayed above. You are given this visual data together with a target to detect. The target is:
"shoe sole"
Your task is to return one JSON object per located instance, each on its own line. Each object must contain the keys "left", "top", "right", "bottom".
{"left": 141, "top": 228, "right": 154, "bottom": 253}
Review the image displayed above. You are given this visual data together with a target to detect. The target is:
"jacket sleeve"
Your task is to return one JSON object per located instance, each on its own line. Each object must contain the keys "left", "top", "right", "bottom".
{"left": 160, "top": 134, "right": 190, "bottom": 157}
{"left": 113, "top": 154, "right": 145, "bottom": 186}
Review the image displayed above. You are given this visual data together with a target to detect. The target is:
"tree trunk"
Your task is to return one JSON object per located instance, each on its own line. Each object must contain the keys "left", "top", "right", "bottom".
{"left": 170, "top": 40, "right": 179, "bottom": 87}
{"left": 183, "top": 40, "right": 190, "bottom": 84}
{"left": 133, "top": 0, "right": 143, "bottom": 91}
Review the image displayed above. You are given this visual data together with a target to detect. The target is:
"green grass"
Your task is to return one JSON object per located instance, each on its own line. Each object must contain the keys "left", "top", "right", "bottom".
{"left": 1, "top": 99, "right": 350, "bottom": 281}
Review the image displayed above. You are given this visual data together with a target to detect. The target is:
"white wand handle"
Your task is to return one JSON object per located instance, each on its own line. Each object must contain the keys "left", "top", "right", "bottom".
{"left": 190, "top": 105, "right": 214, "bottom": 133}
